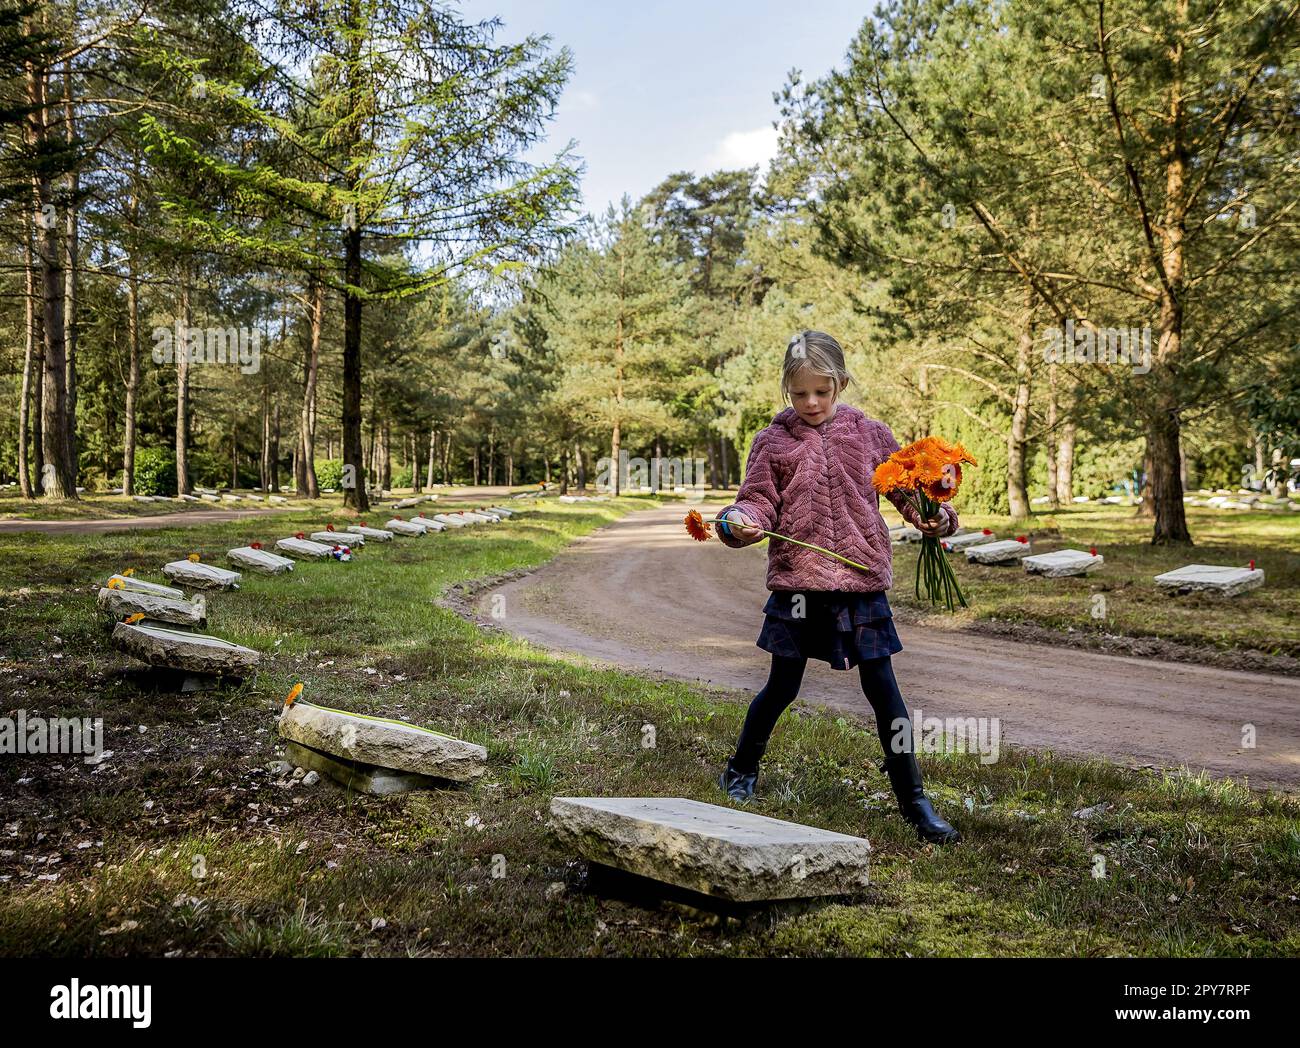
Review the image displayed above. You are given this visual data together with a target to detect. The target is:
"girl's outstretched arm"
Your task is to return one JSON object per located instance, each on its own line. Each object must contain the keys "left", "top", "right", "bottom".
{"left": 716, "top": 430, "right": 780, "bottom": 548}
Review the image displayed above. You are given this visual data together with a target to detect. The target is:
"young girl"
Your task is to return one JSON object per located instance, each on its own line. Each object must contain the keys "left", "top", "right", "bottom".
{"left": 715, "top": 330, "right": 961, "bottom": 844}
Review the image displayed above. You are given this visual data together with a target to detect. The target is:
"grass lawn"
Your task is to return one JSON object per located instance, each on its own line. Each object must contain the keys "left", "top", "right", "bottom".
{"left": 0, "top": 495, "right": 1297, "bottom": 957}
{"left": 881, "top": 501, "right": 1300, "bottom": 666}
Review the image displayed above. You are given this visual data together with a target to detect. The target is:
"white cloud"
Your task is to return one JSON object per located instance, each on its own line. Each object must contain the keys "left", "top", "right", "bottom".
{"left": 703, "top": 125, "right": 779, "bottom": 172}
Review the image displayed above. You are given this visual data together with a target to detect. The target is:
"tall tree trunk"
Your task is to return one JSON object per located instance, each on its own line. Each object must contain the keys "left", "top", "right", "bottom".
{"left": 472, "top": 444, "right": 480, "bottom": 486}
{"left": 441, "top": 431, "right": 451, "bottom": 485}
{"left": 559, "top": 446, "right": 568, "bottom": 495}
{"left": 340, "top": 0, "right": 367, "bottom": 512}
{"left": 176, "top": 275, "right": 192, "bottom": 494}
{"left": 62, "top": 56, "right": 79, "bottom": 484}
{"left": 1044, "top": 363, "right": 1059, "bottom": 510}
{"left": 574, "top": 441, "right": 586, "bottom": 491}
{"left": 1146, "top": 0, "right": 1191, "bottom": 544}
{"left": 123, "top": 256, "right": 140, "bottom": 495}
{"left": 487, "top": 426, "right": 495, "bottom": 486}
{"left": 260, "top": 370, "right": 272, "bottom": 490}
{"left": 298, "top": 274, "right": 323, "bottom": 498}
{"left": 1006, "top": 293, "right": 1034, "bottom": 520}
{"left": 506, "top": 447, "right": 514, "bottom": 487}
{"left": 18, "top": 217, "right": 36, "bottom": 498}
{"left": 1055, "top": 422, "right": 1075, "bottom": 505}
{"left": 426, "top": 429, "right": 436, "bottom": 489}
{"left": 270, "top": 403, "right": 281, "bottom": 492}
{"left": 231, "top": 422, "right": 238, "bottom": 489}
{"left": 411, "top": 432, "right": 421, "bottom": 492}
{"left": 27, "top": 56, "right": 75, "bottom": 498}
{"left": 381, "top": 421, "right": 391, "bottom": 491}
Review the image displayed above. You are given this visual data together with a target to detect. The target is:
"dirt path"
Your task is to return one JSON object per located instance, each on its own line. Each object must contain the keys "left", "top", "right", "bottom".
{"left": 0, "top": 508, "right": 287, "bottom": 535}
{"left": 477, "top": 504, "right": 1300, "bottom": 791}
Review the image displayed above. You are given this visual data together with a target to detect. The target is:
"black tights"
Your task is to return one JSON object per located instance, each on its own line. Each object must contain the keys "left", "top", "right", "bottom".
{"left": 731, "top": 653, "right": 912, "bottom": 771}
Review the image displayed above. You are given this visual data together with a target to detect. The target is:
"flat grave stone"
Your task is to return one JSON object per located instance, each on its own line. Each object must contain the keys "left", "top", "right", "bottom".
{"left": 1154, "top": 564, "right": 1264, "bottom": 597}
{"left": 178, "top": 493, "right": 200, "bottom": 503}
{"left": 108, "top": 574, "right": 185, "bottom": 599}
{"left": 942, "top": 530, "right": 997, "bottom": 552}
{"left": 162, "top": 560, "right": 242, "bottom": 591}
{"left": 199, "top": 493, "right": 220, "bottom": 503}
{"left": 410, "top": 516, "right": 446, "bottom": 531}
{"left": 393, "top": 497, "right": 422, "bottom": 509}
{"left": 549, "top": 796, "right": 871, "bottom": 903}
{"left": 1023, "top": 548, "right": 1104, "bottom": 577}
{"left": 275, "top": 537, "right": 336, "bottom": 559}
{"left": 245, "top": 494, "right": 264, "bottom": 502}
{"left": 268, "top": 495, "right": 288, "bottom": 504}
{"left": 112, "top": 621, "right": 259, "bottom": 677}
{"left": 965, "top": 539, "right": 1031, "bottom": 565}
{"left": 311, "top": 530, "right": 361, "bottom": 546}
{"left": 432, "top": 514, "right": 468, "bottom": 527}
{"left": 282, "top": 740, "right": 444, "bottom": 796}
{"left": 278, "top": 701, "right": 486, "bottom": 782}
{"left": 346, "top": 525, "right": 393, "bottom": 541}
{"left": 228, "top": 546, "right": 296, "bottom": 575}
{"left": 97, "top": 586, "right": 207, "bottom": 628}
{"left": 132, "top": 495, "right": 152, "bottom": 503}
{"left": 385, "top": 518, "right": 428, "bottom": 536}
{"left": 487, "top": 506, "right": 514, "bottom": 517}
{"left": 221, "top": 494, "right": 242, "bottom": 503}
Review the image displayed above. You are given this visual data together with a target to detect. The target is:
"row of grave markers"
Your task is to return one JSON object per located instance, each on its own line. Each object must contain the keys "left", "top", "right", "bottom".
{"left": 887, "top": 525, "right": 1265, "bottom": 595}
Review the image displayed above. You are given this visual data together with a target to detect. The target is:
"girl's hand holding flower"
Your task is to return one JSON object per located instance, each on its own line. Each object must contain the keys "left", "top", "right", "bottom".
{"left": 723, "top": 509, "right": 762, "bottom": 542}
{"left": 916, "top": 515, "right": 946, "bottom": 538}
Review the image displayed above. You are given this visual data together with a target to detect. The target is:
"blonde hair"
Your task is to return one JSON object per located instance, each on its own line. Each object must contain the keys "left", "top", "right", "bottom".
{"left": 781, "top": 330, "right": 853, "bottom": 400}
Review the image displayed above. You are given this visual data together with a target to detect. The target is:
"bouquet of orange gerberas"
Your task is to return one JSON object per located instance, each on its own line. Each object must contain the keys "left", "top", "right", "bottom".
{"left": 872, "top": 436, "right": 977, "bottom": 611}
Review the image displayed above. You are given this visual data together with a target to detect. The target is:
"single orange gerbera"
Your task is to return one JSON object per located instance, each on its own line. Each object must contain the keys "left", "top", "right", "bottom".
{"left": 684, "top": 509, "right": 712, "bottom": 541}
{"left": 107, "top": 577, "right": 125, "bottom": 590}
{"left": 124, "top": 613, "right": 145, "bottom": 624}
{"left": 285, "top": 682, "right": 303, "bottom": 708}
{"left": 187, "top": 553, "right": 200, "bottom": 562}
{"left": 872, "top": 458, "right": 910, "bottom": 495}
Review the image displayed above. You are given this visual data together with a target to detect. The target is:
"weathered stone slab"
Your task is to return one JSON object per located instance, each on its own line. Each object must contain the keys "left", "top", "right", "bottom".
{"left": 411, "top": 516, "right": 446, "bottom": 531}
{"left": 393, "top": 497, "right": 422, "bottom": 509}
{"left": 108, "top": 574, "right": 185, "bottom": 599}
{"left": 460, "top": 511, "right": 499, "bottom": 523}
{"left": 310, "top": 530, "right": 361, "bottom": 546}
{"left": 199, "top": 493, "right": 220, "bottom": 502}
{"left": 268, "top": 495, "right": 288, "bottom": 504}
{"left": 97, "top": 586, "right": 207, "bottom": 627}
{"left": 548, "top": 797, "right": 872, "bottom": 903}
{"left": 487, "top": 506, "right": 514, "bottom": 517}
{"left": 432, "top": 514, "right": 468, "bottom": 527}
{"left": 346, "top": 525, "right": 393, "bottom": 541}
{"left": 228, "top": 546, "right": 296, "bottom": 575}
{"left": 385, "top": 519, "right": 428, "bottom": 536}
{"left": 132, "top": 494, "right": 153, "bottom": 503}
{"left": 275, "top": 537, "right": 335, "bottom": 559}
{"left": 1154, "top": 564, "right": 1264, "bottom": 597}
{"left": 177, "top": 493, "right": 200, "bottom": 503}
{"left": 162, "top": 560, "right": 242, "bottom": 590}
{"left": 282, "top": 741, "right": 443, "bottom": 796}
{"left": 942, "top": 530, "right": 996, "bottom": 552}
{"left": 278, "top": 702, "right": 486, "bottom": 782}
{"left": 112, "top": 621, "right": 259, "bottom": 676}
{"left": 245, "top": 494, "right": 264, "bottom": 502}
{"left": 221, "top": 494, "right": 242, "bottom": 502}
{"left": 965, "top": 539, "right": 1030, "bottom": 564}
{"left": 1023, "top": 548, "right": 1104, "bottom": 577}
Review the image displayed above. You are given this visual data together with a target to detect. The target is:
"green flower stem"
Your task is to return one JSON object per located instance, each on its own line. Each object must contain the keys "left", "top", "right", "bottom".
{"left": 707, "top": 517, "right": 874, "bottom": 574}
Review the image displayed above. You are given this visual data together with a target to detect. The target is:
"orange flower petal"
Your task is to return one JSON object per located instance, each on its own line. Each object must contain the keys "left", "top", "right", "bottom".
{"left": 684, "top": 509, "right": 712, "bottom": 541}
{"left": 285, "top": 683, "right": 303, "bottom": 708}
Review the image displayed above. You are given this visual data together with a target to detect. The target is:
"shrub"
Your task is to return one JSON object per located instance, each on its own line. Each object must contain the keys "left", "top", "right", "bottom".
{"left": 132, "top": 447, "right": 176, "bottom": 496}
{"left": 314, "top": 458, "right": 344, "bottom": 491}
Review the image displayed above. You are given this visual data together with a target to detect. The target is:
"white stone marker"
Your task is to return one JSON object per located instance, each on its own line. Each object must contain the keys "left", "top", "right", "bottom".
{"left": 199, "top": 493, "right": 220, "bottom": 503}
{"left": 411, "top": 516, "right": 446, "bottom": 531}
{"left": 97, "top": 586, "right": 207, "bottom": 628}
{"left": 162, "top": 560, "right": 242, "bottom": 590}
{"left": 965, "top": 539, "right": 1031, "bottom": 565}
{"left": 1023, "top": 548, "right": 1104, "bottom": 577}
{"left": 942, "top": 531, "right": 997, "bottom": 552}
{"left": 178, "top": 493, "right": 201, "bottom": 503}
{"left": 346, "top": 525, "right": 393, "bottom": 541}
{"left": 487, "top": 506, "right": 514, "bottom": 517}
{"left": 245, "top": 494, "right": 264, "bottom": 502}
{"left": 132, "top": 494, "right": 153, "bottom": 503}
{"left": 228, "top": 546, "right": 296, "bottom": 575}
{"left": 311, "top": 530, "right": 361, "bottom": 546}
{"left": 432, "top": 514, "right": 467, "bottom": 527}
{"left": 108, "top": 575, "right": 186, "bottom": 599}
{"left": 112, "top": 621, "right": 259, "bottom": 676}
{"left": 268, "top": 495, "right": 288, "bottom": 504}
{"left": 281, "top": 741, "right": 444, "bottom": 796}
{"left": 393, "top": 497, "right": 422, "bottom": 509}
{"left": 278, "top": 702, "right": 486, "bottom": 782}
{"left": 549, "top": 797, "right": 872, "bottom": 902}
{"left": 275, "top": 536, "right": 336, "bottom": 559}
{"left": 1154, "top": 564, "right": 1264, "bottom": 597}
{"left": 385, "top": 518, "right": 428, "bottom": 536}
{"left": 222, "top": 494, "right": 242, "bottom": 503}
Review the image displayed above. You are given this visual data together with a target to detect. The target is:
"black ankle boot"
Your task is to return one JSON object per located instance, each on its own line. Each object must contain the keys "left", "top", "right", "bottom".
{"left": 882, "top": 752, "right": 961, "bottom": 844}
{"left": 719, "top": 743, "right": 764, "bottom": 803}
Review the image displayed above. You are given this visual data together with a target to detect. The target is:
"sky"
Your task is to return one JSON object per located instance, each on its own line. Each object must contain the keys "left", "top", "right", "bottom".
{"left": 458, "top": 0, "right": 870, "bottom": 218}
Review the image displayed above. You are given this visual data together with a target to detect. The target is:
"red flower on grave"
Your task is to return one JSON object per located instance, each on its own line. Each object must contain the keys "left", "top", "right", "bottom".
{"left": 982, "top": 528, "right": 992, "bottom": 535}
{"left": 1249, "top": 559, "right": 1256, "bottom": 570}
{"left": 295, "top": 532, "right": 305, "bottom": 540}
{"left": 1089, "top": 546, "right": 1097, "bottom": 556}
{"left": 251, "top": 541, "right": 263, "bottom": 550}
{"left": 1016, "top": 535, "right": 1028, "bottom": 543}
{"left": 326, "top": 524, "right": 335, "bottom": 532}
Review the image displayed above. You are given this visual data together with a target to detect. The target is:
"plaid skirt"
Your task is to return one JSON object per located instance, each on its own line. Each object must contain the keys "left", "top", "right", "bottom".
{"left": 756, "top": 589, "right": 902, "bottom": 670}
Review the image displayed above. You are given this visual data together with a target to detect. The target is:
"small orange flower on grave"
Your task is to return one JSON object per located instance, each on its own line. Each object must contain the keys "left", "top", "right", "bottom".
{"left": 326, "top": 524, "right": 335, "bottom": 532}
{"left": 107, "top": 577, "right": 125, "bottom": 590}
{"left": 187, "top": 553, "right": 200, "bottom": 562}
{"left": 122, "top": 568, "right": 136, "bottom": 577}
{"left": 124, "top": 613, "right": 145, "bottom": 624}
{"left": 285, "top": 683, "right": 303, "bottom": 708}
{"left": 684, "top": 509, "right": 711, "bottom": 541}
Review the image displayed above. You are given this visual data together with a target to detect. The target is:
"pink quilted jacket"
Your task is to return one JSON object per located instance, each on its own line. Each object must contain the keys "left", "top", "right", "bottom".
{"left": 717, "top": 404, "right": 959, "bottom": 593}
